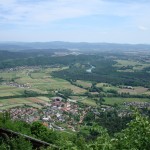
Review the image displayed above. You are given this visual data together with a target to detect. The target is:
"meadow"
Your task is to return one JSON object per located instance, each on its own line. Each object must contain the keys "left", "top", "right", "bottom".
{"left": 0, "top": 67, "right": 87, "bottom": 110}
{"left": 0, "top": 96, "right": 52, "bottom": 110}
{"left": 103, "top": 97, "right": 150, "bottom": 105}
{"left": 0, "top": 62, "right": 150, "bottom": 110}
{"left": 114, "top": 59, "right": 150, "bottom": 72}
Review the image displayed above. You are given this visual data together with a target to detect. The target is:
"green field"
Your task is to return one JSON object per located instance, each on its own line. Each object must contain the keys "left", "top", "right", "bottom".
{"left": 118, "top": 86, "right": 148, "bottom": 95}
{"left": 104, "top": 97, "right": 150, "bottom": 105}
{"left": 1, "top": 65, "right": 150, "bottom": 110}
{"left": 81, "top": 98, "right": 97, "bottom": 106}
{"left": 0, "top": 96, "right": 51, "bottom": 110}
{"left": 0, "top": 85, "right": 23, "bottom": 97}
{"left": 114, "top": 59, "right": 150, "bottom": 72}
{"left": 0, "top": 67, "right": 87, "bottom": 110}
{"left": 13, "top": 68, "right": 86, "bottom": 94}
{"left": 0, "top": 71, "right": 17, "bottom": 80}
{"left": 76, "top": 80, "right": 92, "bottom": 88}
{"left": 96, "top": 83, "right": 149, "bottom": 95}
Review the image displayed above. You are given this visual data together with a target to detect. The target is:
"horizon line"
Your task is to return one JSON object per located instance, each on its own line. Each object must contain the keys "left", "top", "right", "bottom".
{"left": 0, "top": 41, "right": 150, "bottom": 45}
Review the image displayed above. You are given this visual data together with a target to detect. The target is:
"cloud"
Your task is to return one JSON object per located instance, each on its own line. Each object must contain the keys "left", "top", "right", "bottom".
{"left": 138, "top": 26, "right": 148, "bottom": 31}
{"left": 0, "top": 0, "right": 149, "bottom": 24}
{"left": 0, "top": 0, "right": 150, "bottom": 43}
{"left": 0, "top": 0, "right": 96, "bottom": 24}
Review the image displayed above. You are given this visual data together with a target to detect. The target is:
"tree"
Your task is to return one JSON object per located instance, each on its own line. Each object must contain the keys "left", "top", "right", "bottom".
{"left": 96, "top": 96, "right": 105, "bottom": 105}
{"left": 113, "top": 111, "right": 150, "bottom": 149}
{"left": 59, "top": 89, "right": 73, "bottom": 97}
{"left": 0, "top": 137, "right": 32, "bottom": 150}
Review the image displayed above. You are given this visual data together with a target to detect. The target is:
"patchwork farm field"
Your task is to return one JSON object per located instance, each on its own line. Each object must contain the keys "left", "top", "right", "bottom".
{"left": 76, "top": 80, "right": 92, "bottom": 88}
{"left": 114, "top": 59, "right": 150, "bottom": 72}
{"left": 104, "top": 97, "right": 150, "bottom": 105}
{"left": 0, "top": 96, "right": 51, "bottom": 110}
{"left": 96, "top": 83, "right": 149, "bottom": 95}
{"left": 0, "top": 66, "right": 87, "bottom": 110}
{"left": 81, "top": 98, "right": 97, "bottom": 106}
{"left": 0, "top": 85, "right": 23, "bottom": 97}
{"left": 30, "top": 77, "right": 86, "bottom": 93}
{"left": 0, "top": 62, "right": 150, "bottom": 110}
{"left": 1, "top": 67, "right": 86, "bottom": 94}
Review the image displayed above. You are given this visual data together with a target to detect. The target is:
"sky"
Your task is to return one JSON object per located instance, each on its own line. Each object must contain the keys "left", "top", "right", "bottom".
{"left": 0, "top": 0, "right": 150, "bottom": 43}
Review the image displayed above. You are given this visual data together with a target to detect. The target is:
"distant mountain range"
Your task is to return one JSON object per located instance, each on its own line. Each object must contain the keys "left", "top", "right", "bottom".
{"left": 0, "top": 41, "right": 150, "bottom": 51}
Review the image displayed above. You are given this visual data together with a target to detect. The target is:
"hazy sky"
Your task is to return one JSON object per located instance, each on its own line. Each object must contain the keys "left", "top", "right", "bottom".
{"left": 0, "top": 0, "right": 150, "bottom": 43}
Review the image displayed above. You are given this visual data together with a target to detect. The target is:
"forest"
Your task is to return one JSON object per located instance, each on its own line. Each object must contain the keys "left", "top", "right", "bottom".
{"left": 1, "top": 51, "right": 150, "bottom": 87}
{"left": 0, "top": 110, "right": 150, "bottom": 150}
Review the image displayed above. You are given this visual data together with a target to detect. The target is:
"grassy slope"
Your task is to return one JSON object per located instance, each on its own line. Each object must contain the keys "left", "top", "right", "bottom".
{"left": 104, "top": 97, "right": 150, "bottom": 105}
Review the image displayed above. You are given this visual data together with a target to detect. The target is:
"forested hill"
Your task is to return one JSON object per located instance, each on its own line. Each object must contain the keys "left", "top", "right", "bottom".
{"left": 0, "top": 41, "right": 150, "bottom": 51}
{"left": 0, "top": 111, "right": 150, "bottom": 150}
{"left": 0, "top": 49, "right": 69, "bottom": 61}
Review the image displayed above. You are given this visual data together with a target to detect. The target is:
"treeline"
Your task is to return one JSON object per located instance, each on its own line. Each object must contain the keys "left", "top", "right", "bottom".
{"left": 0, "top": 49, "right": 70, "bottom": 62}
{"left": 84, "top": 109, "right": 133, "bottom": 135}
{"left": 1, "top": 52, "right": 150, "bottom": 87}
{"left": 0, "top": 54, "right": 97, "bottom": 69}
{"left": 0, "top": 90, "right": 53, "bottom": 100}
{"left": 52, "top": 58, "right": 150, "bottom": 88}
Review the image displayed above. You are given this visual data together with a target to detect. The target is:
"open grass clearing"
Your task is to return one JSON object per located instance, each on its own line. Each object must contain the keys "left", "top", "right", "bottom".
{"left": 0, "top": 98, "right": 32, "bottom": 105}
{"left": 14, "top": 67, "right": 86, "bottom": 94}
{"left": 0, "top": 72, "right": 17, "bottom": 80}
{"left": 0, "top": 85, "right": 24, "bottom": 97}
{"left": 45, "top": 66, "right": 69, "bottom": 73}
{"left": 114, "top": 59, "right": 150, "bottom": 71}
{"left": 27, "top": 97, "right": 50, "bottom": 104}
{"left": 114, "top": 60, "right": 140, "bottom": 67}
{"left": 96, "top": 83, "right": 119, "bottom": 92}
{"left": 27, "top": 103, "right": 42, "bottom": 109}
{"left": 104, "top": 97, "right": 150, "bottom": 105}
{"left": 0, "top": 85, "right": 16, "bottom": 90}
{"left": 76, "top": 80, "right": 92, "bottom": 88}
{"left": 118, "top": 86, "right": 148, "bottom": 95}
{"left": 37, "top": 96, "right": 51, "bottom": 102}
{"left": 144, "top": 91, "right": 150, "bottom": 95}
{"left": 81, "top": 98, "right": 97, "bottom": 106}
{"left": 30, "top": 72, "right": 47, "bottom": 79}
{"left": 31, "top": 77, "right": 86, "bottom": 94}
{"left": 70, "top": 96, "right": 97, "bottom": 106}
{"left": 96, "top": 83, "right": 108, "bottom": 87}
{"left": 0, "top": 104, "right": 24, "bottom": 110}
{"left": 1, "top": 66, "right": 86, "bottom": 94}
{"left": 96, "top": 83, "right": 149, "bottom": 95}
{"left": 15, "top": 76, "right": 39, "bottom": 84}
{"left": 0, "top": 96, "right": 50, "bottom": 110}
{"left": 70, "top": 96, "right": 88, "bottom": 101}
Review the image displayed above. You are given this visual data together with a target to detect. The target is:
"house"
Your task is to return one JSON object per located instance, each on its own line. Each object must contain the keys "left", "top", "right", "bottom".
{"left": 52, "top": 97, "right": 62, "bottom": 102}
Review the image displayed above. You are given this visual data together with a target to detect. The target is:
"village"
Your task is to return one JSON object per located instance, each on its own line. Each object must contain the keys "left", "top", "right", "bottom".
{"left": 2, "top": 82, "right": 31, "bottom": 88}
{"left": 123, "top": 101, "right": 150, "bottom": 108}
{"left": 7, "top": 97, "right": 90, "bottom": 132}
{"left": 1, "top": 65, "right": 150, "bottom": 133}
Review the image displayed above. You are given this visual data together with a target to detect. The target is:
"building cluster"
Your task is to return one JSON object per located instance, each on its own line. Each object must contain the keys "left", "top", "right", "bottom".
{"left": 120, "top": 86, "right": 134, "bottom": 89}
{"left": 41, "top": 97, "right": 84, "bottom": 131}
{"left": 8, "top": 97, "right": 87, "bottom": 132}
{"left": 0, "top": 66, "right": 41, "bottom": 72}
{"left": 124, "top": 102, "right": 150, "bottom": 108}
{"left": 51, "top": 97, "right": 78, "bottom": 114}
{"left": 9, "top": 107, "right": 39, "bottom": 123}
{"left": 3, "top": 82, "right": 31, "bottom": 88}
{"left": 118, "top": 110, "right": 132, "bottom": 117}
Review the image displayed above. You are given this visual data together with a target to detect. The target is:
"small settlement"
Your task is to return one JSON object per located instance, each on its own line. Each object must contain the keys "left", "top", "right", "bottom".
{"left": 6, "top": 97, "right": 89, "bottom": 132}
{"left": 3, "top": 95, "right": 150, "bottom": 132}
